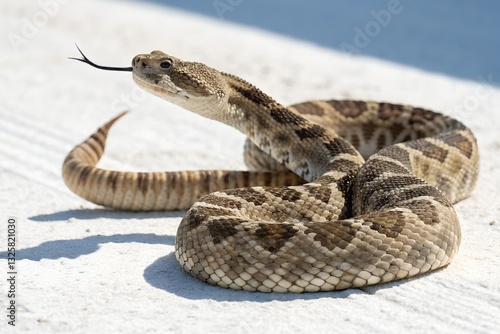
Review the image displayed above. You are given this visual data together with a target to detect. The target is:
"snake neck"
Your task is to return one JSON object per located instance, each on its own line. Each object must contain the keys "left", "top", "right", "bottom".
{"left": 215, "top": 73, "right": 364, "bottom": 182}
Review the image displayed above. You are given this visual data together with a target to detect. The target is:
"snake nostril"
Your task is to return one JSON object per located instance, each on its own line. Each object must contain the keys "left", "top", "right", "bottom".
{"left": 131, "top": 56, "right": 148, "bottom": 68}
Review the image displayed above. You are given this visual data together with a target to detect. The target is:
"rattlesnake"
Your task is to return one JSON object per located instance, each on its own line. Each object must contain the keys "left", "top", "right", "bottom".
{"left": 63, "top": 49, "right": 479, "bottom": 292}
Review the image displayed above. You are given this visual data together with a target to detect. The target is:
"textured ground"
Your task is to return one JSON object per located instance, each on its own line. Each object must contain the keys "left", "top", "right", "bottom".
{"left": 0, "top": 0, "right": 499, "bottom": 333}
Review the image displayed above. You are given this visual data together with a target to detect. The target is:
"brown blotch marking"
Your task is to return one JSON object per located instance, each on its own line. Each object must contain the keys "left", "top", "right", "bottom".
{"left": 241, "top": 171, "right": 251, "bottom": 187}
{"left": 203, "top": 193, "right": 242, "bottom": 210}
{"left": 371, "top": 185, "right": 450, "bottom": 211}
{"left": 350, "top": 133, "right": 361, "bottom": 149}
{"left": 306, "top": 186, "right": 333, "bottom": 204}
{"left": 403, "top": 200, "right": 442, "bottom": 225}
{"left": 63, "top": 159, "right": 79, "bottom": 174}
{"left": 77, "top": 165, "right": 93, "bottom": 186}
{"left": 361, "top": 175, "right": 427, "bottom": 208}
{"left": 229, "top": 81, "right": 275, "bottom": 107}
{"left": 224, "top": 188, "right": 267, "bottom": 206}
{"left": 207, "top": 218, "right": 241, "bottom": 244}
{"left": 327, "top": 100, "right": 368, "bottom": 118}
{"left": 324, "top": 137, "right": 358, "bottom": 156}
{"left": 186, "top": 172, "right": 208, "bottom": 197}
{"left": 167, "top": 171, "right": 178, "bottom": 184}
{"left": 409, "top": 108, "right": 436, "bottom": 125}
{"left": 304, "top": 221, "right": 357, "bottom": 250}
{"left": 446, "top": 118, "right": 467, "bottom": 131}
{"left": 241, "top": 108, "right": 271, "bottom": 130}
{"left": 379, "top": 145, "right": 412, "bottom": 168}
{"left": 363, "top": 211, "right": 405, "bottom": 238}
{"left": 136, "top": 172, "right": 149, "bottom": 195}
{"left": 404, "top": 140, "right": 448, "bottom": 163}
{"left": 90, "top": 131, "right": 107, "bottom": 149}
{"left": 270, "top": 107, "right": 305, "bottom": 126}
{"left": 266, "top": 187, "right": 303, "bottom": 202}
{"left": 388, "top": 122, "right": 405, "bottom": 141}
{"left": 377, "top": 103, "right": 404, "bottom": 120}
{"left": 198, "top": 205, "right": 238, "bottom": 218}
{"left": 222, "top": 171, "right": 232, "bottom": 185}
{"left": 255, "top": 223, "right": 298, "bottom": 252}
{"left": 362, "top": 122, "right": 376, "bottom": 141}
{"left": 377, "top": 133, "right": 387, "bottom": 150}
{"left": 381, "top": 175, "right": 426, "bottom": 189}
{"left": 107, "top": 170, "right": 121, "bottom": 192}
{"left": 183, "top": 208, "right": 207, "bottom": 230}
{"left": 438, "top": 132, "right": 474, "bottom": 158}
{"left": 295, "top": 124, "right": 327, "bottom": 141}
{"left": 358, "top": 158, "right": 410, "bottom": 185}
{"left": 291, "top": 101, "right": 325, "bottom": 116}
{"left": 263, "top": 171, "right": 273, "bottom": 186}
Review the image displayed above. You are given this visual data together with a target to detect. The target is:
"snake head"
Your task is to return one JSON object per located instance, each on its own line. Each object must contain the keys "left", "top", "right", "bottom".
{"left": 131, "top": 51, "right": 227, "bottom": 117}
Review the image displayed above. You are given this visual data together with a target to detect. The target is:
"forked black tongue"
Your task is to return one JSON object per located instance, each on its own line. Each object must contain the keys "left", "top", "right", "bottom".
{"left": 69, "top": 44, "right": 133, "bottom": 72}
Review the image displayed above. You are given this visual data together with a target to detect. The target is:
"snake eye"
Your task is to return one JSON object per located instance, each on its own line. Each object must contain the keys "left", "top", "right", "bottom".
{"left": 160, "top": 60, "right": 172, "bottom": 69}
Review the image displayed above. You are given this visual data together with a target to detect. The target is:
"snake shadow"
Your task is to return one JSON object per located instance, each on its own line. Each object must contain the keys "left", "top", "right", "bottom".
{"left": 143, "top": 253, "right": 412, "bottom": 302}
{"left": 16, "top": 208, "right": 181, "bottom": 260}
{"left": 0, "top": 233, "right": 175, "bottom": 261}
{"left": 13, "top": 209, "right": 178, "bottom": 260}
{"left": 29, "top": 208, "right": 185, "bottom": 222}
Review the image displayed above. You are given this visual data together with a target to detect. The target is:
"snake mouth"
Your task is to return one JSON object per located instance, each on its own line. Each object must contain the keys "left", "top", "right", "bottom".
{"left": 132, "top": 71, "right": 194, "bottom": 100}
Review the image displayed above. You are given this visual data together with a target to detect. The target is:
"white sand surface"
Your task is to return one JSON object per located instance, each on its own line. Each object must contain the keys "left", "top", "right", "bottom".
{"left": 1, "top": 1, "right": 499, "bottom": 333}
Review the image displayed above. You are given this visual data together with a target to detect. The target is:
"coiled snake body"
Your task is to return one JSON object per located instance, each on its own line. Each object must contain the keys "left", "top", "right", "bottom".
{"left": 63, "top": 51, "right": 479, "bottom": 292}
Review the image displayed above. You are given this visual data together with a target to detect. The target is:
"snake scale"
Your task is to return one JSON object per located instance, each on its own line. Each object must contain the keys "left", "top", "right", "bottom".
{"left": 63, "top": 50, "right": 479, "bottom": 292}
